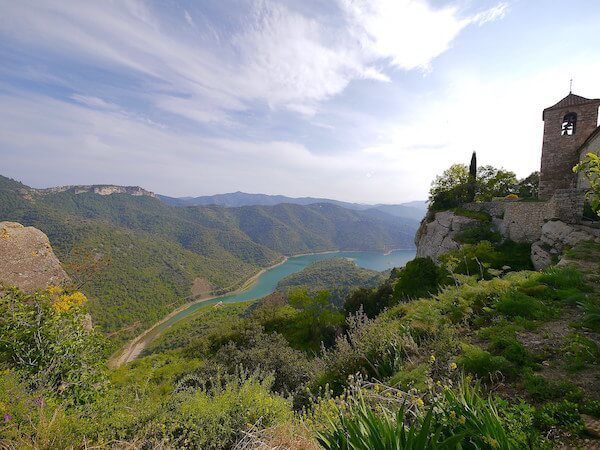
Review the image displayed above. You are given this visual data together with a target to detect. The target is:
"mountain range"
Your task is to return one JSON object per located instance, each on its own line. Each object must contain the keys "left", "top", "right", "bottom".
{"left": 0, "top": 175, "right": 418, "bottom": 345}
{"left": 159, "top": 192, "right": 427, "bottom": 222}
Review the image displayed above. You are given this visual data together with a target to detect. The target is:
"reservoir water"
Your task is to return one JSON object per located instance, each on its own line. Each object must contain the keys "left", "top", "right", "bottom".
{"left": 153, "top": 249, "right": 416, "bottom": 335}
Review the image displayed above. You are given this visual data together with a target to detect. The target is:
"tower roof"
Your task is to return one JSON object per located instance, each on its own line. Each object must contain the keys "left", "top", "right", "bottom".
{"left": 543, "top": 93, "right": 600, "bottom": 119}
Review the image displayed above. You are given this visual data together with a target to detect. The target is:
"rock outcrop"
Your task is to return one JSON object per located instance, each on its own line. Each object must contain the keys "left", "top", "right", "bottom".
{"left": 0, "top": 222, "right": 69, "bottom": 292}
{"left": 37, "top": 185, "right": 155, "bottom": 197}
{"left": 415, "top": 211, "right": 478, "bottom": 260}
{"left": 531, "top": 220, "right": 600, "bottom": 270}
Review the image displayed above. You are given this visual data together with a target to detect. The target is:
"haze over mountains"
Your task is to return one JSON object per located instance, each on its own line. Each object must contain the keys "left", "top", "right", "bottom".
{"left": 159, "top": 192, "right": 427, "bottom": 222}
{"left": 0, "top": 174, "right": 418, "bottom": 344}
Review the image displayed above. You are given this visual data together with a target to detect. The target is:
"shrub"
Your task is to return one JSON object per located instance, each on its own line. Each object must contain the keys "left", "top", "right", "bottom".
{"left": 455, "top": 224, "right": 502, "bottom": 245}
{"left": 392, "top": 257, "right": 450, "bottom": 302}
{"left": 439, "top": 241, "right": 499, "bottom": 279}
{"left": 388, "top": 363, "right": 429, "bottom": 391}
{"left": 0, "top": 369, "right": 83, "bottom": 449}
{"left": 533, "top": 400, "right": 584, "bottom": 434}
{"left": 0, "top": 286, "right": 107, "bottom": 403}
{"left": 152, "top": 373, "right": 292, "bottom": 449}
{"left": 578, "top": 299, "right": 600, "bottom": 332}
{"left": 213, "top": 325, "right": 313, "bottom": 395}
{"left": 458, "top": 345, "right": 514, "bottom": 379}
{"left": 522, "top": 371, "right": 582, "bottom": 403}
{"left": 495, "top": 290, "right": 548, "bottom": 320}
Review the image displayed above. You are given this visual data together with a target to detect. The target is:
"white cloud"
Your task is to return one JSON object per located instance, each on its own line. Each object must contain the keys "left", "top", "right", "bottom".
{"left": 0, "top": 0, "right": 506, "bottom": 122}
{"left": 70, "top": 94, "right": 119, "bottom": 110}
{"left": 339, "top": 0, "right": 508, "bottom": 71}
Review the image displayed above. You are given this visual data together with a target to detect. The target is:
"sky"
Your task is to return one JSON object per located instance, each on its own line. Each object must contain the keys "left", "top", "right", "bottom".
{"left": 1, "top": 0, "right": 600, "bottom": 203}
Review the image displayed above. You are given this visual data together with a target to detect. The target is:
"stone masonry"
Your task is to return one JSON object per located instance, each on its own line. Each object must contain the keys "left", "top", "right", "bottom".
{"left": 539, "top": 93, "right": 600, "bottom": 200}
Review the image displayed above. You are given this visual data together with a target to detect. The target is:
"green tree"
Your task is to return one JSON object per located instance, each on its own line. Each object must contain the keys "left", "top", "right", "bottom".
{"left": 429, "top": 164, "right": 470, "bottom": 210}
{"left": 288, "top": 289, "right": 344, "bottom": 350}
{"left": 516, "top": 171, "right": 539, "bottom": 199}
{"left": 574, "top": 152, "right": 600, "bottom": 213}
{"left": 476, "top": 166, "right": 518, "bottom": 201}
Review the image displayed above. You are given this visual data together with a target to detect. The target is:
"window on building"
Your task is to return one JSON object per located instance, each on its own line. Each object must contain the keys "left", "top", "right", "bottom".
{"left": 561, "top": 112, "right": 577, "bottom": 136}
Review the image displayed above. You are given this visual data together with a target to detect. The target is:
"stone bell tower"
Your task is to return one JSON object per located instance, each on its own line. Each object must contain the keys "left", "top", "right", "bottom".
{"left": 538, "top": 92, "right": 600, "bottom": 200}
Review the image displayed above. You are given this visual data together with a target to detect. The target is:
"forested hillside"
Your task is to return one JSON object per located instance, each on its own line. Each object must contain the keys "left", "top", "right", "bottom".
{"left": 277, "top": 258, "right": 386, "bottom": 306}
{"left": 0, "top": 175, "right": 416, "bottom": 343}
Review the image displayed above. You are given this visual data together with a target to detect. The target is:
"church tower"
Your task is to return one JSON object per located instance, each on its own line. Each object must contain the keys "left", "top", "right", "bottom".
{"left": 539, "top": 92, "right": 600, "bottom": 200}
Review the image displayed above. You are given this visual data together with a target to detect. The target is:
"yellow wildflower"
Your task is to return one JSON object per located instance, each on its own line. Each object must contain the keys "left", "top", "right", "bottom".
{"left": 449, "top": 362, "right": 458, "bottom": 371}
{"left": 52, "top": 291, "right": 87, "bottom": 313}
{"left": 484, "top": 436, "right": 499, "bottom": 448}
{"left": 429, "top": 355, "right": 436, "bottom": 363}
{"left": 414, "top": 398, "right": 424, "bottom": 408}
{"left": 47, "top": 285, "right": 63, "bottom": 297}
{"left": 458, "top": 415, "right": 466, "bottom": 425}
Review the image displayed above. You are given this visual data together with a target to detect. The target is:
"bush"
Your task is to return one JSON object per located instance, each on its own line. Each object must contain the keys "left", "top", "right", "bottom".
{"left": 458, "top": 345, "right": 514, "bottom": 379}
{"left": 392, "top": 257, "right": 450, "bottom": 302}
{"left": 152, "top": 373, "right": 292, "bottom": 449}
{"left": 0, "top": 369, "right": 83, "bottom": 449}
{"left": 213, "top": 324, "right": 313, "bottom": 395}
{"left": 522, "top": 371, "right": 582, "bottom": 403}
{"left": 0, "top": 286, "right": 107, "bottom": 403}
{"left": 455, "top": 224, "right": 502, "bottom": 245}
{"left": 562, "top": 333, "right": 599, "bottom": 372}
{"left": 495, "top": 290, "right": 549, "bottom": 320}
{"left": 533, "top": 400, "right": 584, "bottom": 434}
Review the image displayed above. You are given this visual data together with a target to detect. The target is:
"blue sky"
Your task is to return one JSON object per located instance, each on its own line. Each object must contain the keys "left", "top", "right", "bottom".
{"left": 1, "top": 0, "right": 599, "bottom": 203}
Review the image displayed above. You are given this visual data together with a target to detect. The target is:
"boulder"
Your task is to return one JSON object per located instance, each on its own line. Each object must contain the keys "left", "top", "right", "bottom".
{"left": 0, "top": 222, "right": 69, "bottom": 292}
{"left": 531, "top": 220, "right": 600, "bottom": 270}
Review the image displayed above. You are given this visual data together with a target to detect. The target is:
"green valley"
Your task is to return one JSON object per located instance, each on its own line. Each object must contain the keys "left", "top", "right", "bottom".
{"left": 0, "top": 175, "right": 417, "bottom": 345}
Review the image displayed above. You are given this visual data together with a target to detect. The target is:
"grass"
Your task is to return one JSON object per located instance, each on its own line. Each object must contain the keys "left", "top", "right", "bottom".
{"left": 316, "top": 381, "right": 521, "bottom": 450}
{"left": 562, "top": 333, "right": 599, "bottom": 372}
{"left": 452, "top": 207, "right": 492, "bottom": 222}
{"left": 565, "top": 240, "right": 600, "bottom": 262}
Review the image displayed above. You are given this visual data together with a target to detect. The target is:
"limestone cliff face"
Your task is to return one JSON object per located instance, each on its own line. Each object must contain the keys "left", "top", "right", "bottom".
{"left": 0, "top": 222, "right": 69, "bottom": 292}
{"left": 37, "top": 185, "right": 156, "bottom": 197}
{"left": 415, "top": 211, "right": 478, "bottom": 260}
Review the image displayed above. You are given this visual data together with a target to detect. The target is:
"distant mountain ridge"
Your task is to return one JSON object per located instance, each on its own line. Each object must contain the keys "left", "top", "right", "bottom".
{"left": 159, "top": 192, "right": 427, "bottom": 222}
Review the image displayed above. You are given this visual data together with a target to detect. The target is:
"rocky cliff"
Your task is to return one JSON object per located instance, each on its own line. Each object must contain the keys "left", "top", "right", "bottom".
{"left": 36, "top": 184, "right": 156, "bottom": 197}
{"left": 415, "top": 200, "right": 600, "bottom": 269}
{"left": 415, "top": 211, "right": 478, "bottom": 260}
{"left": 0, "top": 222, "right": 69, "bottom": 292}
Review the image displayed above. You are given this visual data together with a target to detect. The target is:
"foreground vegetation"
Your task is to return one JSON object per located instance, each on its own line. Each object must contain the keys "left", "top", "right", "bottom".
{"left": 2, "top": 246, "right": 598, "bottom": 448}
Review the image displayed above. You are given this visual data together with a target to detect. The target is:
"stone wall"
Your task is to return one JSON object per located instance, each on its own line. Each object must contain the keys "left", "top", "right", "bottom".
{"left": 462, "top": 188, "right": 586, "bottom": 244}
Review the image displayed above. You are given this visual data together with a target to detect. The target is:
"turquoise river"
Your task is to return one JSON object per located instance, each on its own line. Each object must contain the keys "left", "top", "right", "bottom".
{"left": 115, "top": 249, "right": 416, "bottom": 365}
{"left": 157, "top": 249, "right": 416, "bottom": 333}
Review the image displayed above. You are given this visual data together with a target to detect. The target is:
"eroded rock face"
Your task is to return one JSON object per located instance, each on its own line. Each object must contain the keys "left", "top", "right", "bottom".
{"left": 415, "top": 211, "right": 477, "bottom": 260}
{"left": 0, "top": 222, "right": 69, "bottom": 292}
{"left": 531, "top": 220, "right": 600, "bottom": 270}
